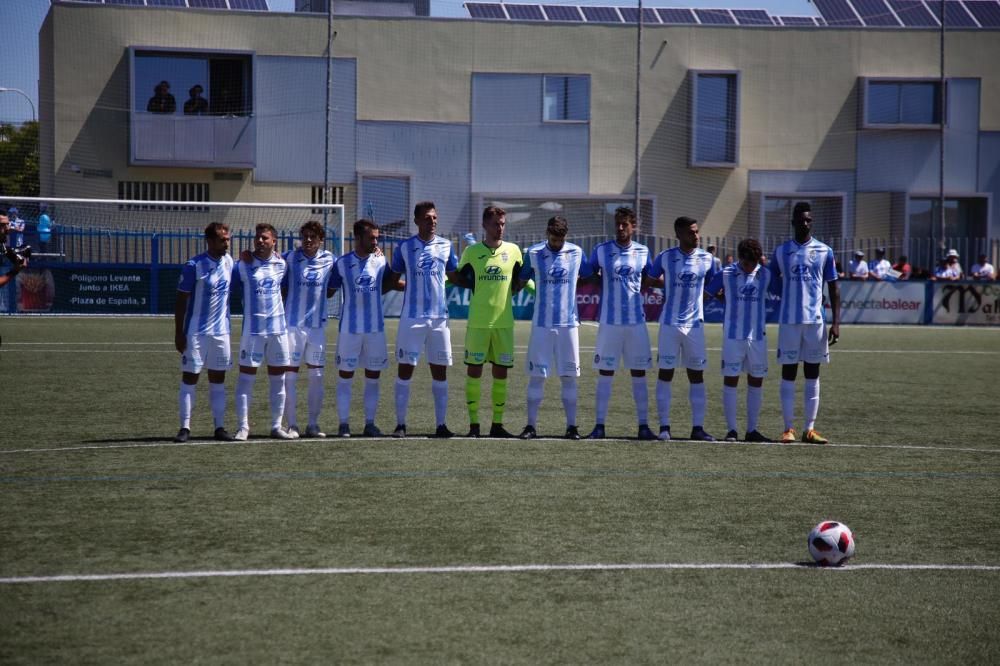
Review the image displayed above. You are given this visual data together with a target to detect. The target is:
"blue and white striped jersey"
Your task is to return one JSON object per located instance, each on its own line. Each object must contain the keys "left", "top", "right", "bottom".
{"left": 330, "top": 252, "right": 387, "bottom": 334}
{"left": 282, "top": 248, "right": 336, "bottom": 329}
{"left": 706, "top": 263, "right": 770, "bottom": 341}
{"left": 390, "top": 235, "right": 457, "bottom": 319}
{"left": 770, "top": 238, "right": 838, "bottom": 324}
{"left": 590, "top": 240, "right": 652, "bottom": 326}
{"left": 649, "top": 247, "right": 718, "bottom": 327}
{"left": 520, "top": 241, "right": 591, "bottom": 328}
{"left": 177, "top": 252, "right": 233, "bottom": 336}
{"left": 236, "top": 253, "right": 287, "bottom": 336}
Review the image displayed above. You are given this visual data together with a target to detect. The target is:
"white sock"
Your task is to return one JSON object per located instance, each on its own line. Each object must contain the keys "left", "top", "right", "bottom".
{"left": 307, "top": 368, "right": 324, "bottom": 428}
{"left": 236, "top": 373, "right": 256, "bottom": 429}
{"left": 364, "top": 377, "right": 380, "bottom": 424}
{"left": 631, "top": 376, "right": 649, "bottom": 425}
{"left": 656, "top": 379, "right": 672, "bottom": 428}
{"left": 337, "top": 377, "right": 352, "bottom": 425}
{"left": 560, "top": 376, "right": 578, "bottom": 427}
{"left": 722, "top": 385, "right": 738, "bottom": 432}
{"left": 804, "top": 379, "right": 820, "bottom": 431}
{"left": 432, "top": 379, "right": 449, "bottom": 427}
{"left": 690, "top": 382, "right": 706, "bottom": 428}
{"left": 747, "top": 385, "right": 763, "bottom": 433}
{"left": 595, "top": 375, "right": 613, "bottom": 423}
{"left": 269, "top": 374, "right": 285, "bottom": 430}
{"left": 526, "top": 376, "right": 545, "bottom": 427}
{"left": 284, "top": 371, "right": 299, "bottom": 428}
{"left": 395, "top": 378, "right": 411, "bottom": 426}
{"left": 178, "top": 383, "right": 195, "bottom": 429}
{"left": 780, "top": 380, "right": 796, "bottom": 430}
{"left": 209, "top": 382, "right": 226, "bottom": 429}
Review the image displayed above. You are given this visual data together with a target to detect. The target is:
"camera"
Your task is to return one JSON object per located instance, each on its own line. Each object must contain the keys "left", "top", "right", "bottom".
{"left": 3, "top": 243, "right": 31, "bottom": 266}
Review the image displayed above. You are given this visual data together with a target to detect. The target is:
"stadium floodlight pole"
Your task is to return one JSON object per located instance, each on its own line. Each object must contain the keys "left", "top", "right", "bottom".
{"left": 633, "top": 0, "right": 643, "bottom": 226}
{"left": 323, "top": 0, "right": 344, "bottom": 257}
{"left": 0, "top": 87, "right": 36, "bottom": 122}
{"left": 938, "top": 0, "right": 946, "bottom": 252}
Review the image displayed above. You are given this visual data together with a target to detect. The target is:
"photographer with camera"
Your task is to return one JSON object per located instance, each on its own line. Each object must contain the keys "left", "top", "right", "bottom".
{"left": 0, "top": 211, "right": 30, "bottom": 288}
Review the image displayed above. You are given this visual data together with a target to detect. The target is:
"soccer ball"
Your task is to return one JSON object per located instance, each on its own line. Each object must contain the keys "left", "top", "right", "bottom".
{"left": 808, "top": 520, "right": 856, "bottom": 566}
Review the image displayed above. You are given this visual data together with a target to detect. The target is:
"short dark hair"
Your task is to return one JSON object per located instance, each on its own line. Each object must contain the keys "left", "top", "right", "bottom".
{"left": 614, "top": 207, "right": 636, "bottom": 225}
{"left": 483, "top": 205, "right": 506, "bottom": 222}
{"left": 204, "top": 221, "right": 229, "bottom": 240}
{"left": 792, "top": 201, "right": 811, "bottom": 222}
{"left": 414, "top": 201, "right": 436, "bottom": 220}
{"left": 737, "top": 238, "right": 763, "bottom": 264}
{"left": 300, "top": 220, "right": 325, "bottom": 239}
{"left": 674, "top": 216, "right": 698, "bottom": 233}
{"left": 547, "top": 216, "right": 569, "bottom": 237}
{"left": 255, "top": 222, "right": 277, "bottom": 238}
{"left": 354, "top": 218, "right": 378, "bottom": 237}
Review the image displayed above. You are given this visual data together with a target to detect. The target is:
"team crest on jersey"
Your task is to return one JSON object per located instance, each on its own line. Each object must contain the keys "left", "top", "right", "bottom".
{"left": 501, "top": 252, "right": 509, "bottom": 262}
{"left": 808, "top": 249, "right": 818, "bottom": 261}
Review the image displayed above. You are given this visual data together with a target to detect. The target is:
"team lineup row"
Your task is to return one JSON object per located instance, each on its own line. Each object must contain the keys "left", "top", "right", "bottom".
{"left": 173, "top": 202, "right": 841, "bottom": 444}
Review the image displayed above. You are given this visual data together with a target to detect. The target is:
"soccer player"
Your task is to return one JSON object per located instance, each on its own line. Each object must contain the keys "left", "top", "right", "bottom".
{"left": 648, "top": 216, "right": 718, "bottom": 442}
{"left": 281, "top": 220, "right": 337, "bottom": 438}
{"left": 173, "top": 222, "right": 235, "bottom": 443}
{"left": 705, "top": 238, "right": 773, "bottom": 443}
{"left": 770, "top": 201, "right": 841, "bottom": 444}
{"left": 453, "top": 205, "right": 525, "bottom": 438}
{"left": 587, "top": 206, "right": 656, "bottom": 440}
{"left": 517, "top": 215, "right": 591, "bottom": 440}
{"left": 329, "top": 219, "right": 395, "bottom": 437}
{"left": 385, "top": 201, "right": 461, "bottom": 438}
{"left": 234, "top": 223, "right": 293, "bottom": 441}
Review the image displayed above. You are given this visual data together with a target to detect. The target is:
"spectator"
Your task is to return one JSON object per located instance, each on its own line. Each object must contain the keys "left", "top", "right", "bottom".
{"left": 868, "top": 247, "right": 892, "bottom": 281}
{"left": 934, "top": 250, "right": 963, "bottom": 281}
{"left": 706, "top": 244, "right": 722, "bottom": 272}
{"left": 146, "top": 81, "right": 176, "bottom": 114}
{"left": 848, "top": 250, "right": 869, "bottom": 280}
{"left": 6, "top": 207, "right": 25, "bottom": 247}
{"left": 183, "top": 84, "right": 209, "bottom": 115}
{"left": 37, "top": 203, "right": 53, "bottom": 254}
{"left": 723, "top": 253, "right": 734, "bottom": 267}
{"left": 892, "top": 255, "right": 912, "bottom": 280}
{"left": 970, "top": 254, "right": 996, "bottom": 281}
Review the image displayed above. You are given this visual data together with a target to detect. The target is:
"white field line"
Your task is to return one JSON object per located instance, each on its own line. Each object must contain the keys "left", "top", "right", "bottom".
{"left": 2, "top": 562, "right": 998, "bottom": 585}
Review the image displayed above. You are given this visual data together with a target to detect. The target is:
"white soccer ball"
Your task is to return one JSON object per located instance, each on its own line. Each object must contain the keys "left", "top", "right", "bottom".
{"left": 808, "top": 520, "right": 856, "bottom": 566}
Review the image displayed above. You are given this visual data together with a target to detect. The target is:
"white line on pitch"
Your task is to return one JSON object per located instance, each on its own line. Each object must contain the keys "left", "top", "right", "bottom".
{"left": 2, "top": 562, "right": 998, "bottom": 585}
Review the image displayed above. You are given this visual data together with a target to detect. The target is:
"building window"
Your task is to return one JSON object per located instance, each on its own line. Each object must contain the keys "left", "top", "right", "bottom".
{"left": 863, "top": 79, "right": 943, "bottom": 127}
{"left": 133, "top": 50, "right": 253, "bottom": 117}
{"left": 759, "top": 194, "right": 844, "bottom": 245}
{"left": 118, "top": 181, "right": 210, "bottom": 211}
{"left": 543, "top": 75, "right": 590, "bottom": 122}
{"left": 691, "top": 71, "right": 739, "bottom": 167}
{"left": 312, "top": 185, "right": 345, "bottom": 214}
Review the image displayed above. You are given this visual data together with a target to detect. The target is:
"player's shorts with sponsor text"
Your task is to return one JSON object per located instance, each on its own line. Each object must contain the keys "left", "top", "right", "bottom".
{"left": 396, "top": 316, "right": 453, "bottom": 367}
{"left": 777, "top": 323, "right": 829, "bottom": 365}
{"left": 525, "top": 325, "right": 580, "bottom": 377}
{"left": 239, "top": 331, "right": 292, "bottom": 368}
{"left": 287, "top": 325, "right": 328, "bottom": 367}
{"left": 181, "top": 333, "right": 232, "bottom": 373}
{"left": 464, "top": 327, "right": 515, "bottom": 367}
{"left": 337, "top": 330, "right": 389, "bottom": 372}
{"left": 720, "top": 336, "right": 768, "bottom": 377}
{"left": 657, "top": 324, "right": 707, "bottom": 371}
{"left": 593, "top": 323, "right": 652, "bottom": 371}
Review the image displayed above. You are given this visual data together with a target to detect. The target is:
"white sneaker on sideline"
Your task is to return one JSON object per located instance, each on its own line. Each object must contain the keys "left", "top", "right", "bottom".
{"left": 233, "top": 427, "right": 249, "bottom": 442}
{"left": 271, "top": 427, "right": 296, "bottom": 440}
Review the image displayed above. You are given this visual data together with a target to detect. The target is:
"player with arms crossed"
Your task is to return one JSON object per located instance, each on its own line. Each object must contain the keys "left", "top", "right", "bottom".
{"left": 281, "top": 220, "right": 337, "bottom": 438}
{"left": 770, "top": 201, "right": 841, "bottom": 444}
{"left": 385, "top": 201, "right": 461, "bottom": 438}
{"left": 173, "top": 222, "right": 235, "bottom": 443}
{"left": 648, "top": 216, "right": 719, "bottom": 442}
{"left": 587, "top": 206, "right": 656, "bottom": 440}
{"left": 329, "top": 219, "right": 396, "bottom": 437}
{"left": 234, "top": 223, "right": 293, "bottom": 441}
{"left": 453, "top": 206, "right": 526, "bottom": 438}
{"left": 517, "top": 215, "right": 592, "bottom": 440}
{"left": 705, "top": 238, "right": 773, "bottom": 443}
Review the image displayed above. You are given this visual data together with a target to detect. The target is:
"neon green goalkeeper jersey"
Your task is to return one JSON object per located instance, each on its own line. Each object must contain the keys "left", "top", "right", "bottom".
{"left": 458, "top": 241, "right": 523, "bottom": 328}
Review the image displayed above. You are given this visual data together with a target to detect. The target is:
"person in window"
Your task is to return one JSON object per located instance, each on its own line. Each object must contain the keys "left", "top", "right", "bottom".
{"left": 892, "top": 255, "right": 912, "bottom": 281}
{"left": 146, "top": 81, "right": 176, "bottom": 114}
{"left": 848, "top": 250, "right": 869, "bottom": 280}
{"left": 184, "top": 85, "right": 209, "bottom": 115}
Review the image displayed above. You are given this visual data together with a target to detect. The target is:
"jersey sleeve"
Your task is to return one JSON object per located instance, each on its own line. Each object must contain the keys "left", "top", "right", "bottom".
{"left": 578, "top": 250, "right": 594, "bottom": 278}
{"left": 519, "top": 250, "right": 534, "bottom": 280}
{"left": 644, "top": 250, "right": 658, "bottom": 278}
{"left": 704, "top": 259, "right": 719, "bottom": 288}
{"left": 589, "top": 246, "right": 601, "bottom": 278}
{"left": 706, "top": 270, "right": 724, "bottom": 296}
{"left": 768, "top": 254, "right": 783, "bottom": 297}
{"left": 177, "top": 260, "right": 197, "bottom": 293}
{"left": 390, "top": 246, "right": 406, "bottom": 274}
{"left": 328, "top": 260, "right": 343, "bottom": 290}
{"left": 458, "top": 245, "right": 472, "bottom": 270}
{"left": 281, "top": 251, "right": 292, "bottom": 289}
{"left": 446, "top": 249, "right": 458, "bottom": 272}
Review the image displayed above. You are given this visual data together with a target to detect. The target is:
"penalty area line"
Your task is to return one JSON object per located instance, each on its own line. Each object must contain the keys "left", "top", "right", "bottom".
{"left": 2, "top": 562, "right": 999, "bottom": 584}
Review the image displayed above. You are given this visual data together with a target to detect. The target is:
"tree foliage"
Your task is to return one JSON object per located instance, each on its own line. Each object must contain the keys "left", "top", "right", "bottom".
{"left": 0, "top": 121, "right": 40, "bottom": 197}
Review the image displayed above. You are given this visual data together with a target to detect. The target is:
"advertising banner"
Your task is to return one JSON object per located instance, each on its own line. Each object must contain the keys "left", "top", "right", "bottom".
{"left": 827, "top": 281, "right": 926, "bottom": 324}
{"left": 932, "top": 282, "right": 1000, "bottom": 325}
{"left": 16, "top": 266, "right": 153, "bottom": 314}
{"left": 575, "top": 283, "right": 664, "bottom": 321}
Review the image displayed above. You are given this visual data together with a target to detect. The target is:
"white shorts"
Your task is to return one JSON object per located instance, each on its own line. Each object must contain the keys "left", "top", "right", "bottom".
{"left": 287, "top": 325, "right": 327, "bottom": 368}
{"left": 395, "top": 317, "right": 453, "bottom": 367}
{"left": 593, "top": 323, "right": 652, "bottom": 371}
{"left": 526, "top": 326, "right": 580, "bottom": 377}
{"left": 721, "top": 337, "right": 769, "bottom": 377}
{"left": 181, "top": 333, "right": 232, "bottom": 373}
{"left": 239, "top": 332, "right": 292, "bottom": 369}
{"left": 337, "top": 330, "right": 389, "bottom": 372}
{"left": 777, "top": 324, "right": 830, "bottom": 365}
{"left": 657, "top": 324, "right": 708, "bottom": 371}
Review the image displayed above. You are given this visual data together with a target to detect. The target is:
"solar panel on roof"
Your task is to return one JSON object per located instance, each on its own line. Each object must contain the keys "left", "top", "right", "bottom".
{"left": 148, "top": 0, "right": 186, "bottom": 6}
{"left": 619, "top": 7, "right": 660, "bottom": 23}
{"left": 657, "top": 7, "right": 698, "bottom": 23}
{"left": 694, "top": 8, "right": 736, "bottom": 24}
{"left": 466, "top": 2, "right": 506, "bottom": 18}
{"left": 230, "top": 0, "right": 269, "bottom": 9}
{"left": 505, "top": 4, "right": 544, "bottom": 20}
{"left": 850, "top": 0, "right": 902, "bottom": 25}
{"left": 926, "top": 0, "right": 979, "bottom": 25}
{"left": 778, "top": 15, "right": 819, "bottom": 25}
{"left": 105, "top": 0, "right": 145, "bottom": 5}
{"left": 814, "top": 0, "right": 863, "bottom": 24}
{"left": 962, "top": 0, "right": 1000, "bottom": 26}
{"left": 580, "top": 6, "right": 622, "bottom": 22}
{"left": 189, "top": 0, "right": 228, "bottom": 7}
{"left": 731, "top": 9, "right": 773, "bottom": 24}
{"left": 542, "top": 4, "right": 582, "bottom": 20}
{"left": 887, "top": 0, "right": 939, "bottom": 24}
